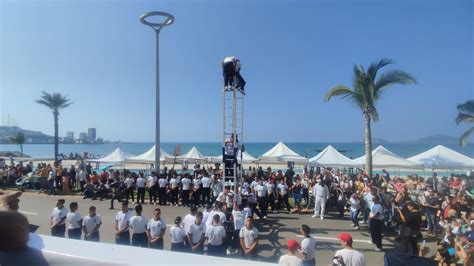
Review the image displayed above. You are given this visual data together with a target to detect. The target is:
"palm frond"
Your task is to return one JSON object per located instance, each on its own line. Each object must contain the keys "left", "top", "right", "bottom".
{"left": 324, "top": 85, "right": 353, "bottom": 102}
{"left": 457, "top": 100, "right": 474, "bottom": 115}
{"left": 460, "top": 126, "right": 474, "bottom": 147}
{"left": 374, "top": 70, "right": 417, "bottom": 92}
{"left": 36, "top": 91, "right": 72, "bottom": 111}
{"left": 9, "top": 132, "right": 25, "bottom": 144}
{"left": 367, "top": 58, "right": 393, "bottom": 81}
{"left": 455, "top": 112, "right": 474, "bottom": 125}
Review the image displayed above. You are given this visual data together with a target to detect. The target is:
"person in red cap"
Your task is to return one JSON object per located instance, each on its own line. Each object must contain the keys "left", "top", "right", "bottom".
{"left": 333, "top": 232, "right": 366, "bottom": 266}
{"left": 279, "top": 239, "right": 303, "bottom": 266}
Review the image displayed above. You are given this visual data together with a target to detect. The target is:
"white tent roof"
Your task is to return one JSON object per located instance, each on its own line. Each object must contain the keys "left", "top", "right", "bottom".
{"left": 309, "top": 145, "right": 360, "bottom": 168}
{"left": 87, "top": 147, "right": 133, "bottom": 164}
{"left": 353, "top": 145, "right": 423, "bottom": 170}
{"left": 177, "top": 147, "right": 207, "bottom": 163}
{"left": 407, "top": 145, "right": 474, "bottom": 170}
{"left": 126, "top": 145, "right": 171, "bottom": 163}
{"left": 208, "top": 151, "right": 258, "bottom": 164}
{"left": 258, "top": 142, "right": 308, "bottom": 164}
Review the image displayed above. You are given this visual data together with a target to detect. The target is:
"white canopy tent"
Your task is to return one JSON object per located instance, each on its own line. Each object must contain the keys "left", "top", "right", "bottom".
{"left": 353, "top": 145, "right": 423, "bottom": 170}
{"left": 258, "top": 142, "right": 308, "bottom": 164}
{"left": 126, "top": 145, "right": 171, "bottom": 163}
{"left": 208, "top": 150, "right": 258, "bottom": 164}
{"left": 309, "top": 145, "right": 360, "bottom": 168}
{"left": 87, "top": 147, "right": 133, "bottom": 165}
{"left": 176, "top": 146, "right": 208, "bottom": 163}
{"left": 407, "top": 145, "right": 474, "bottom": 170}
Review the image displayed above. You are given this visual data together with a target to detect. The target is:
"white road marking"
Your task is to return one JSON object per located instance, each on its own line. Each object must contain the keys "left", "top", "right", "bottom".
{"left": 20, "top": 211, "right": 39, "bottom": 215}
{"left": 296, "top": 234, "right": 372, "bottom": 244}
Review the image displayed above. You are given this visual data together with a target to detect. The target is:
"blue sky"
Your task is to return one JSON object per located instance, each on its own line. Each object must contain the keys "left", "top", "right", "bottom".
{"left": 0, "top": 0, "right": 472, "bottom": 142}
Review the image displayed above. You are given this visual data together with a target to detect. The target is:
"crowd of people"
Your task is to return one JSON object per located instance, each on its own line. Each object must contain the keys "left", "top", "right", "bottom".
{"left": 2, "top": 159, "right": 474, "bottom": 265}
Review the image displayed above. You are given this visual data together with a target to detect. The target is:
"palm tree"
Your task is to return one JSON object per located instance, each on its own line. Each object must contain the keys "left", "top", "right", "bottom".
{"left": 324, "top": 58, "right": 416, "bottom": 176}
{"left": 455, "top": 100, "right": 474, "bottom": 146}
{"left": 9, "top": 132, "right": 25, "bottom": 157}
{"left": 35, "top": 92, "right": 73, "bottom": 162}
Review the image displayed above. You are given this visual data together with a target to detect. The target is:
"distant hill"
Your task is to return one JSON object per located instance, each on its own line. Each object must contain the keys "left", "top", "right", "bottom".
{"left": 0, "top": 126, "right": 54, "bottom": 144}
{"left": 401, "top": 134, "right": 460, "bottom": 144}
{"left": 352, "top": 137, "right": 392, "bottom": 144}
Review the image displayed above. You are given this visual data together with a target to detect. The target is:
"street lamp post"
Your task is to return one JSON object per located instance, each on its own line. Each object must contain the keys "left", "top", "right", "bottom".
{"left": 140, "top": 12, "right": 174, "bottom": 174}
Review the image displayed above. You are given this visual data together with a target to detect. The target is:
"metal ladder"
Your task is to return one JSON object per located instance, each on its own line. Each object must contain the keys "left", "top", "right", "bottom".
{"left": 222, "top": 81, "right": 244, "bottom": 194}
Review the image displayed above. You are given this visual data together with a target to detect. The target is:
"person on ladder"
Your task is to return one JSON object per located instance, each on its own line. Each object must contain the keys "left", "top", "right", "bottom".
{"left": 222, "top": 56, "right": 246, "bottom": 94}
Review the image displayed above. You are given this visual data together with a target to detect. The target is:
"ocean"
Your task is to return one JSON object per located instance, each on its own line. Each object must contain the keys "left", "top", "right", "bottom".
{"left": 1, "top": 142, "right": 472, "bottom": 159}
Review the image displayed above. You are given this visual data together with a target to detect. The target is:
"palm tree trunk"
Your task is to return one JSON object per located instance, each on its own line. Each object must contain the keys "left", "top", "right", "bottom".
{"left": 20, "top": 144, "right": 23, "bottom": 157}
{"left": 364, "top": 112, "right": 373, "bottom": 177}
{"left": 54, "top": 110, "right": 59, "bottom": 163}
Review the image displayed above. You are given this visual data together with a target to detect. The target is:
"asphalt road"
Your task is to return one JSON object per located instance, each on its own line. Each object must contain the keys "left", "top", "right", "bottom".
{"left": 16, "top": 191, "right": 437, "bottom": 265}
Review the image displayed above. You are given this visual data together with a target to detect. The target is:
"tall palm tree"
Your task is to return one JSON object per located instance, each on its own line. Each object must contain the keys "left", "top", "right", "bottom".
{"left": 35, "top": 92, "right": 73, "bottom": 162}
{"left": 9, "top": 132, "right": 25, "bottom": 157}
{"left": 455, "top": 100, "right": 474, "bottom": 146}
{"left": 324, "top": 58, "right": 416, "bottom": 176}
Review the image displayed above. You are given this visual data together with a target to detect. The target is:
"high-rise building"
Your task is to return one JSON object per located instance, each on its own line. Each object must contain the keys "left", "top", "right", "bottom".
{"left": 79, "top": 133, "right": 87, "bottom": 140}
{"left": 66, "top": 131, "right": 74, "bottom": 140}
{"left": 88, "top": 128, "right": 96, "bottom": 140}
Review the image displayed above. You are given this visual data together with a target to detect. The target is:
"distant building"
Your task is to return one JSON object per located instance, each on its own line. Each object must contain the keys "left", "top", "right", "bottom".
{"left": 79, "top": 132, "right": 87, "bottom": 140}
{"left": 88, "top": 128, "right": 96, "bottom": 140}
{"left": 66, "top": 131, "right": 74, "bottom": 140}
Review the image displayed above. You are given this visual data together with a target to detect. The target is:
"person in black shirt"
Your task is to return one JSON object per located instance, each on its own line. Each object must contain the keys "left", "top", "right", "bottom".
{"left": 395, "top": 201, "right": 422, "bottom": 255}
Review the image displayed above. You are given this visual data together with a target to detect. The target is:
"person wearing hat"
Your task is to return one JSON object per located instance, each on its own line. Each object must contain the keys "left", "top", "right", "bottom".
{"left": 129, "top": 204, "right": 148, "bottom": 247}
{"left": 50, "top": 199, "right": 67, "bottom": 237}
{"left": 169, "top": 216, "right": 186, "bottom": 252}
{"left": 333, "top": 232, "right": 366, "bottom": 266}
{"left": 115, "top": 201, "right": 132, "bottom": 245}
{"left": 279, "top": 239, "right": 303, "bottom": 266}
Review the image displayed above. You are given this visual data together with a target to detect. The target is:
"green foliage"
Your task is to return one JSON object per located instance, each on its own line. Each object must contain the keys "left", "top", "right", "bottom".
{"left": 455, "top": 100, "right": 474, "bottom": 146}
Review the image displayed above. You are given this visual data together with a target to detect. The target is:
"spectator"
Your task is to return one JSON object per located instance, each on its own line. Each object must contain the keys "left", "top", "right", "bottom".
{"left": 279, "top": 239, "right": 303, "bottom": 266}
{"left": 332, "top": 232, "right": 366, "bottom": 266}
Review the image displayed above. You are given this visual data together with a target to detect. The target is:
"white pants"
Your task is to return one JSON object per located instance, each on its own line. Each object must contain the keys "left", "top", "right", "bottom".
{"left": 314, "top": 196, "right": 326, "bottom": 218}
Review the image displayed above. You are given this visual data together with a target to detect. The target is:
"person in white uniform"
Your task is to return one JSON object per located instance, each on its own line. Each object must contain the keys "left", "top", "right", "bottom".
{"left": 50, "top": 199, "right": 67, "bottom": 237}
{"left": 187, "top": 211, "right": 206, "bottom": 254}
{"left": 129, "top": 204, "right": 148, "bottom": 247}
{"left": 136, "top": 173, "right": 146, "bottom": 204}
{"left": 115, "top": 201, "right": 132, "bottom": 245}
{"left": 170, "top": 216, "right": 186, "bottom": 252}
{"left": 82, "top": 206, "right": 101, "bottom": 242}
{"left": 66, "top": 202, "right": 82, "bottom": 239}
{"left": 312, "top": 176, "right": 329, "bottom": 220}
{"left": 240, "top": 216, "right": 259, "bottom": 259}
{"left": 147, "top": 208, "right": 166, "bottom": 249}
{"left": 205, "top": 214, "right": 226, "bottom": 256}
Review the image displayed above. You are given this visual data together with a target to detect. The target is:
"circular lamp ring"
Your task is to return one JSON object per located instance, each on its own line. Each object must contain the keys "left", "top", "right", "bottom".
{"left": 140, "top": 12, "right": 174, "bottom": 30}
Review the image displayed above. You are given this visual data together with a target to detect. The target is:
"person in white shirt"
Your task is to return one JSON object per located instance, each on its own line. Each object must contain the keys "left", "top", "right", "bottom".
{"left": 299, "top": 224, "right": 317, "bottom": 266}
{"left": 78, "top": 168, "right": 87, "bottom": 192}
{"left": 230, "top": 202, "right": 246, "bottom": 254}
{"left": 279, "top": 239, "right": 303, "bottom": 266}
{"left": 192, "top": 176, "right": 202, "bottom": 207}
{"left": 146, "top": 172, "right": 158, "bottom": 205}
{"left": 169, "top": 174, "right": 180, "bottom": 206}
{"left": 333, "top": 232, "right": 366, "bottom": 266}
{"left": 206, "top": 214, "right": 226, "bottom": 256}
{"left": 277, "top": 179, "right": 291, "bottom": 213}
{"left": 82, "top": 206, "right": 101, "bottom": 242}
{"left": 240, "top": 216, "right": 259, "bottom": 259}
{"left": 201, "top": 172, "right": 212, "bottom": 206}
{"left": 124, "top": 174, "right": 135, "bottom": 203}
{"left": 349, "top": 194, "right": 362, "bottom": 230}
{"left": 181, "top": 174, "right": 192, "bottom": 207}
{"left": 187, "top": 211, "right": 206, "bottom": 254}
{"left": 136, "top": 173, "right": 146, "bottom": 204}
{"left": 369, "top": 196, "right": 384, "bottom": 251}
{"left": 312, "top": 176, "right": 330, "bottom": 220}
{"left": 157, "top": 174, "right": 168, "bottom": 206}
{"left": 66, "top": 202, "right": 82, "bottom": 239}
{"left": 115, "top": 201, "right": 132, "bottom": 245}
{"left": 211, "top": 176, "right": 223, "bottom": 204}
{"left": 222, "top": 56, "right": 246, "bottom": 93}
{"left": 256, "top": 179, "right": 268, "bottom": 219}
{"left": 170, "top": 216, "right": 186, "bottom": 252}
{"left": 129, "top": 204, "right": 148, "bottom": 247}
{"left": 147, "top": 208, "right": 166, "bottom": 249}
{"left": 50, "top": 199, "right": 67, "bottom": 237}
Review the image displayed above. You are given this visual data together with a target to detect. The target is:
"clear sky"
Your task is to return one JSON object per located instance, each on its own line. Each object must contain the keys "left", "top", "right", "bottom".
{"left": 0, "top": 0, "right": 472, "bottom": 142}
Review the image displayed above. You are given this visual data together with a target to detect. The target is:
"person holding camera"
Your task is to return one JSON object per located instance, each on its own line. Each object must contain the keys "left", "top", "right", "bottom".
{"left": 395, "top": 201, "right": 422, "bottom": 255}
